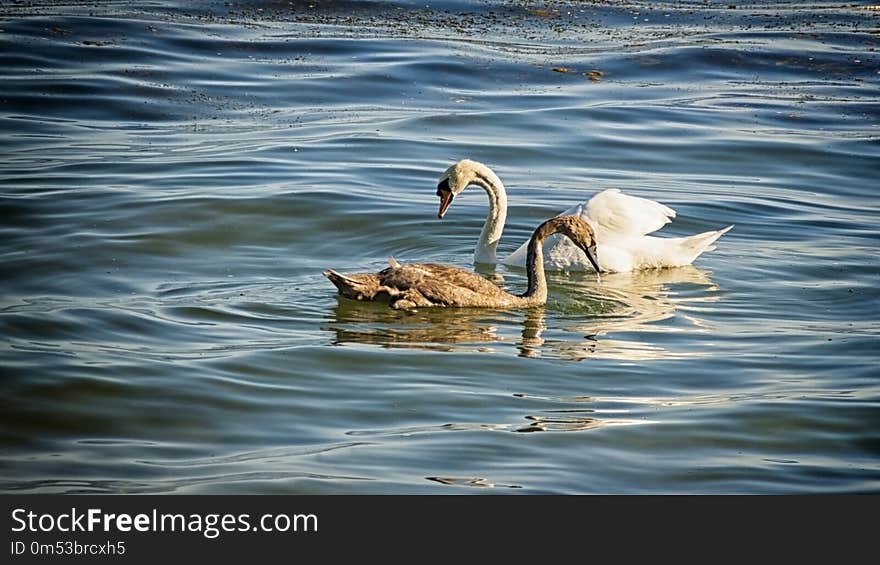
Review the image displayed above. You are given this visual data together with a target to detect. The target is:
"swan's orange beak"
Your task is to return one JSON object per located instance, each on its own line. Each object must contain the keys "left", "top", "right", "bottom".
{"left": 437, "top": 189, "right": 453, "bottom": 219}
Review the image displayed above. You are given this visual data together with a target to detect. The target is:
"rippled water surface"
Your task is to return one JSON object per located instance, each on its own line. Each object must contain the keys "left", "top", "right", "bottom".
{"left": 1, "top": 0, "right": 878, "bottom": 493}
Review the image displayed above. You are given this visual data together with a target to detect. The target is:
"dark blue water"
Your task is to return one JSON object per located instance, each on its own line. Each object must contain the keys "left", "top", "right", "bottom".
{"left": 1, "top": 0, "right": 878, "bottom": 493}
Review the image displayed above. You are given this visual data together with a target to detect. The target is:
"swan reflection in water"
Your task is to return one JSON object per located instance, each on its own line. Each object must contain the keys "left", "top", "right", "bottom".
{"left": 324, "top": 265, "right": 723, "bottom": 361}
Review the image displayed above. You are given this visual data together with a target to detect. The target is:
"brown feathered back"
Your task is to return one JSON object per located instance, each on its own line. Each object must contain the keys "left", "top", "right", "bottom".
{"left": 324, "top": 215, "right": 597, "bottom": 310}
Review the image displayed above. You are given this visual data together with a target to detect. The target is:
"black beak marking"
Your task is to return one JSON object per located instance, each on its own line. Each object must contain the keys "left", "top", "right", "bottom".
{"left": 436, "top": 178, "right": 450, "bottom": 196}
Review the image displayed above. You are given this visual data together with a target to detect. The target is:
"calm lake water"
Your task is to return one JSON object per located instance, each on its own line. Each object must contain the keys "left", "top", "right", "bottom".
{"left": 1, "top": 0, "right": 878, "bottom": 494}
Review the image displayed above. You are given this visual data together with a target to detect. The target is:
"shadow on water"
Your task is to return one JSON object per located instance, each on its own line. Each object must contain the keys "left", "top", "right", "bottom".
{"left": 323, "top": 264, "right": 724, "bottom": 361}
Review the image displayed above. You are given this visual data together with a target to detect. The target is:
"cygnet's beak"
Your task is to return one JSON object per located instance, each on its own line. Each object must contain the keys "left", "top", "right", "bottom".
{"left": 437, "top": 179, "right": 453, "bottom": 219}
{"left": 583, "top": 241, "right": 601, "bottom": 274}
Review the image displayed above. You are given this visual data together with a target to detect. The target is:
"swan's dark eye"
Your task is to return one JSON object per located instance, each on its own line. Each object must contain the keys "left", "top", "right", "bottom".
{"left": 436, "top": 178, "right": 450, "bottom": 196}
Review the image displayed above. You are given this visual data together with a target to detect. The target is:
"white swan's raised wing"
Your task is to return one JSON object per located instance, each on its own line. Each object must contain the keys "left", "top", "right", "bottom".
{"left": 584, "top": 188, "right": 675, "bottom": 240}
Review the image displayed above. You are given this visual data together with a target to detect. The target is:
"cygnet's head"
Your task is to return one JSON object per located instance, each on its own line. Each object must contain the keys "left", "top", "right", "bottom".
{"left": 536, "top": 215, "right": 601, "bottom": 273}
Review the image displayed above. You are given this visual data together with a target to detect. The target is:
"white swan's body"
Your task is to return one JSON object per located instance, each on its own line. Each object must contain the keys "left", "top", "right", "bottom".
{"left": 436, "top": 159, "right": 733, "bottom": 273}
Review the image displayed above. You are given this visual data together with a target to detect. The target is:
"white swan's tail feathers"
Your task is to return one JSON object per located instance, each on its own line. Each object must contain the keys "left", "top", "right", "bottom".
{"left": 679, "top": 225, "right": 733, "bottom": 263}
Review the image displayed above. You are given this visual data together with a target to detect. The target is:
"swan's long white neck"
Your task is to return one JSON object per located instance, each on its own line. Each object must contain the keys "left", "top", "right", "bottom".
{"left": 469, "top": 164, "right": 508, "bottom": 264}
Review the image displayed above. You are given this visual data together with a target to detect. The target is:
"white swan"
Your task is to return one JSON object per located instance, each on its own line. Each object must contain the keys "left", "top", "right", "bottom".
{"left": 436, "top": 159, "right": 733, "bottom": 273}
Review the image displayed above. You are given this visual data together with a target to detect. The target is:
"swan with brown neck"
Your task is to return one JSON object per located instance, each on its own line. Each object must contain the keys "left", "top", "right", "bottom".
{"left": 436, "top": 159, "right": 732, "bottom": 273}
{"left": 324, "top": 215, "right": 599, "bottom": 309}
